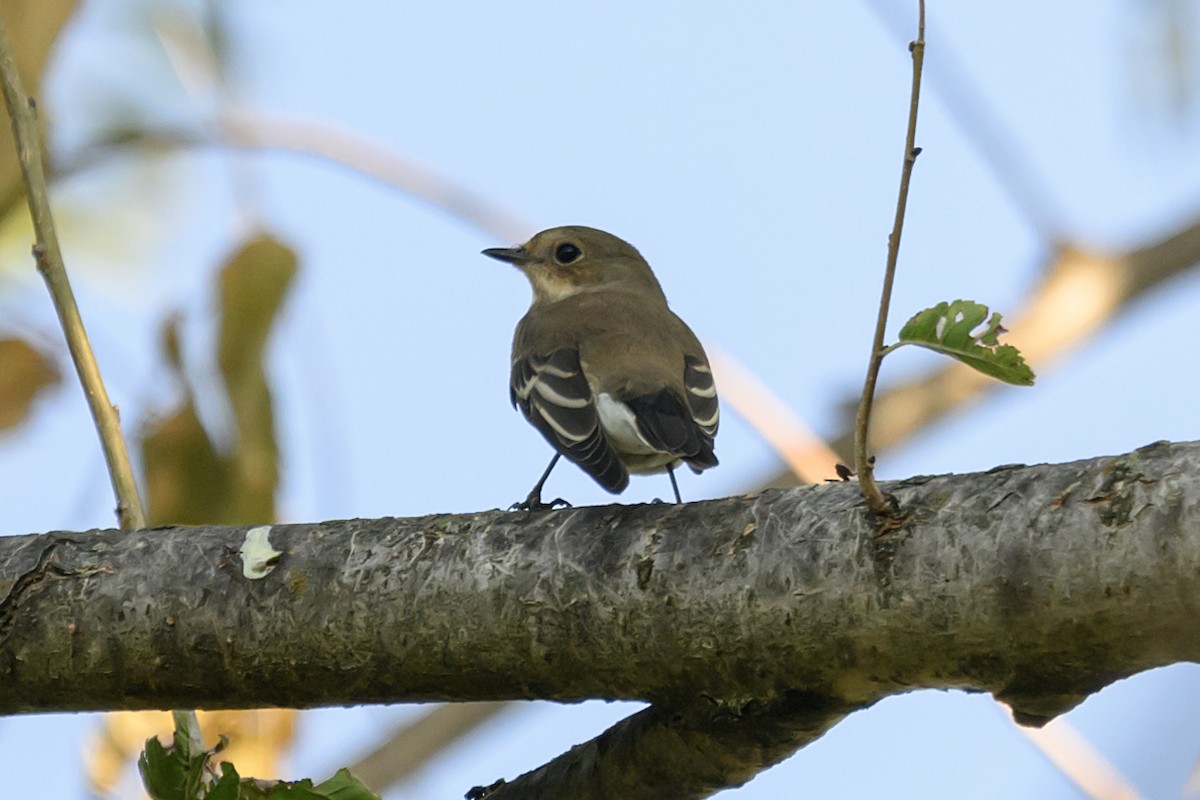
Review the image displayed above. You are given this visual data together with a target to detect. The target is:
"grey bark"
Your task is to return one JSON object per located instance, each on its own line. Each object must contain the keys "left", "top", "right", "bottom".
{"left": 2, "top": 441, "right": 1199, "bottom": 797}
{"left": 472, "top": 692, "right": 864, "bottom": 800}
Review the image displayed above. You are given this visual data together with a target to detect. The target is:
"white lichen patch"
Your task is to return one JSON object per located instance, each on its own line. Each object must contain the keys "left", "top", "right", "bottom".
{"left": 239, "top": 525, "right": 283, "bottom": 579}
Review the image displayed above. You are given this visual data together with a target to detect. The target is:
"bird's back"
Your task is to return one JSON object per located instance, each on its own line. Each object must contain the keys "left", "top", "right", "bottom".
{"left": 513, "top": 287, "right": 718, "bottom": 474}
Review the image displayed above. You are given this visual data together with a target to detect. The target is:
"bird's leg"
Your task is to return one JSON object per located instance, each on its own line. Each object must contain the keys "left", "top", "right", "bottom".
{"left": 511, "top": 453, "right": 571, "bottom": 512}
{"left": 667, "top": 463, "right": 683, "bottom": 504}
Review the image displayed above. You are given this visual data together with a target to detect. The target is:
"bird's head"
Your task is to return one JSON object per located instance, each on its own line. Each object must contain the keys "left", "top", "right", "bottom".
{"left": 483, "top": 226, "right": 665, "bottom": 304}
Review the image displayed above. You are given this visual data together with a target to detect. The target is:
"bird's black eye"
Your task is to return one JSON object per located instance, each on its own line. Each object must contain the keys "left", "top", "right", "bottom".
{"left": 554, "top": 242, "right": 582, "bottom": 265}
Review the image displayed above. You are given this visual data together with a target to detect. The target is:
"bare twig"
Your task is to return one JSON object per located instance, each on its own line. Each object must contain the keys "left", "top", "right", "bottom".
{"left": 854, "top": 0, "right": 926, "bottom": 515}
{"left": 0, "top": 15, "right": 146, "bottom": 531}
{"left": 861, "top": 0, "right": 1065, "bottom": 238}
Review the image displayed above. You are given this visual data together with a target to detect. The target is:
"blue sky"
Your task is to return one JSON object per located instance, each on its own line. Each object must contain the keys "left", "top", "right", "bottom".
{"left": 2, "top": 0, "right": 1199, "bottom": 797}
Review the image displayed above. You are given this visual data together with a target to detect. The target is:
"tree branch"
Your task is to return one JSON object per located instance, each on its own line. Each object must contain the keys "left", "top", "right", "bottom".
{"left": 1, "top": 439, "right": 1196, "bottom": 721}
{"left": 476, "top": 693, "right": 863, "bottom": 800}
{"left": 5, "top": 441, "right": 1199, "bottom": 797}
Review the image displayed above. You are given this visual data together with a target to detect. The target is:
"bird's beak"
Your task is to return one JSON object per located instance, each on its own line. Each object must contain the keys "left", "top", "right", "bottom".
{"left": 482, "top": 245, "right": 530, "bottom": 265}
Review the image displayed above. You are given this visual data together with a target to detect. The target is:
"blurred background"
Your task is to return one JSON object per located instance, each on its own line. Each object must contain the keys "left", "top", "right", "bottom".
{"left": 2, "top": 0, "right": 1199, "bottom": 797}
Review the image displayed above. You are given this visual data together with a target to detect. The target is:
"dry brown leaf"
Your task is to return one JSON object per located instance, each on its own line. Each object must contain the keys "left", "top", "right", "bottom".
{"left": 0, "top": 0, "right": 79, "bottom": 216}
{"left": 0, "top": 337, "right": 58, "bottom": 430}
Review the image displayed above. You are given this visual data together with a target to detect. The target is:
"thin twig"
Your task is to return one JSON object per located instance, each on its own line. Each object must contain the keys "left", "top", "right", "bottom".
{"left": 854, "top": 0, "right": 926, "bottom": 515}
{"left": 0, "top": 16, "right": 146, "bottom": 531}
{"left": 861, "top": 0, "right": 1064, "bottom": 239}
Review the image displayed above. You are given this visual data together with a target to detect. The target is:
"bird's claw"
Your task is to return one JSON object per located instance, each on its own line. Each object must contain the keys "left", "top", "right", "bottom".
{"left": 510, "top": 494, "right": 571, "bottom": 513}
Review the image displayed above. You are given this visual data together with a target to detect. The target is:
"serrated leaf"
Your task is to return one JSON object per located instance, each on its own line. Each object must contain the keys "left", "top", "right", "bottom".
{"left": 896, "top": 300, "right": 1035, "bottom": 386}
{"left": 138, "top": 713, "right": 373, "bottom": 799}
{"left": 259, "top": 779, "right": 320, "bottom": 799}
{"left": 138, "top": 736, "right": 182, "bottom": 800}
{"left": 206, "top": 764, "right": 244, "bottom": 800}
{"left": 137, "top": 733, "right": 210, "bottom": 800}
{"left": 239, "top": 769, "right": 377, "bottom": 800}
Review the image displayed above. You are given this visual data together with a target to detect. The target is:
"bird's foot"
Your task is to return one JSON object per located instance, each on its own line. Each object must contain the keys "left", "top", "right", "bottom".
{"left": 510, "top": 493, "right": 571, "bottom": 513}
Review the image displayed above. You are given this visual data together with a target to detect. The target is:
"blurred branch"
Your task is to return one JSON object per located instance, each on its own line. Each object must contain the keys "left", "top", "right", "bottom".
{"left": 1187, "top": 752, "right": 1200, "bottom": 797}
{"left": 153, "top": 2, "right": 274, "bottom": 223}
{"left": 1124, "top": 0, "right": 1199, "bottom": 127}
{"left": 221, "top": 109, "right": 532, "bottom": 241}
{"left": 59, "top": 113, "right": 532, "bottom": 244}
{"left": 1001, "top": 704, "right": 1148, "bottom": 800}
{"left": 707, "top": 349, "right": 842, "bottom": 483}
{"left": 346, "top": 703, "right": 510, "bottom": 792}
{"left": 0, "top": 14, "right": 146, "bottom": 531}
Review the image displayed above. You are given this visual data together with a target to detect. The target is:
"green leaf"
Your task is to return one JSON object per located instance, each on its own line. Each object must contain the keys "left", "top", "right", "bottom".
{"left": 895, "top": 300, "right": 1035, "bottom": 386}
{"left": 254, "top": 778, "right": 322, "bottom": 799}
{"left": 138, "top": 732, "right": 378, "bottom": 799}
{"left": 206, "top": 764, "right": 244, "bottom": 800}
{"left": 137, "top": 732, "right": 210, "bottom": 800}
{"left": 254, "top": 769, "right": 377, "bottom": 800}
{"left": 137, "top": 736, "right": 182, "bottom": 800}
{"left": 313, "top": 769, "right": 380, "bottom": 800}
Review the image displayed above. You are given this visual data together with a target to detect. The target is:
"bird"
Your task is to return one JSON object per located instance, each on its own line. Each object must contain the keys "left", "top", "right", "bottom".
{"left": 482, "top": 225, "right": 719, "bottom": 510}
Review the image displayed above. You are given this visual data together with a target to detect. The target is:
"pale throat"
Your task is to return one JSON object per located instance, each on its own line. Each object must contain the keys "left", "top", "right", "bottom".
{"left": 531, "top": 274, "right": 600, "bottom": 304}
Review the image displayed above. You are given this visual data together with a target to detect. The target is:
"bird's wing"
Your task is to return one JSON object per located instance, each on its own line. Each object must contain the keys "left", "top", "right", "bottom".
{"left": 511, "top": 347, "right": 629, "bottom": 493}
{"left": 621, "top": 354, "right": 719, "bottom": 472}
{"left": 624, "top": 382, "right": 719, "bottom": 472}
{"left": 683, "top": 354, "right": 719, "bottom": 439}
